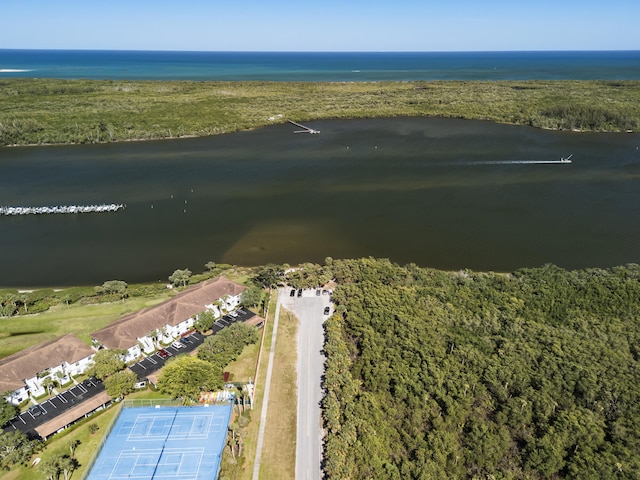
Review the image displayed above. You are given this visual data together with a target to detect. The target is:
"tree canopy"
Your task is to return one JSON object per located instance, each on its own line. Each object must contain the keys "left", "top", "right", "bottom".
{"left": 0, "top": 397, "right": 18, "bottom": 427}
{"left": 319, "top": 259, "right": 640, "bottom": 479}
{"left": 157, "top": 355, "right": 223, "bottom": 401}
{"left": 87, "top": 349, "right": 126, "bottom": 380}
{"left": 197, "top": 323, "right": 259, "bottom": 366}
{"left": 104, "top": 369, "right": 138, "bottom": 399}
{"left": 169, "top": 268, "right": 192, "bottom": 288}
{"left": 0, "top": 430, "right": 40, "bottom": 469}
{"left": 193, "top": 310, "right": 217, "bottom": 333}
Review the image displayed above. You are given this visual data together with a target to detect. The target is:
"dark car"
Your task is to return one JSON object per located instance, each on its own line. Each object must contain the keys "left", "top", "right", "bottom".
{"left": 324, "top": 306, "right": 331, "bottom": 315}
{"left": 180, "top": 337, "right": 192, "bottom": 344}
{"left": 290, "top": 289, "right": 296, "bottom": 297}
{"left": 316, "top": 289, "right": 321, "bottom": 296}
{"left": 297, "top": 289, "right": 303, "bottom": 297}
{"left": 29, "top": 406, "right": 44, "bottom": 417}
{"left": 158, "top": 349, "right": 171, "bottom": 358}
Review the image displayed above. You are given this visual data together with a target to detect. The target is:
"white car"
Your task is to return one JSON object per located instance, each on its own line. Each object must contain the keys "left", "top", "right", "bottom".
{"left": 172, "top": 341, "right": 186, "bottom": 349}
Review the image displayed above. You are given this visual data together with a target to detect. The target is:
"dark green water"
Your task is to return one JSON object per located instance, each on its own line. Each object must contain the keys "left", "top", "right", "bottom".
{"left": 1, "top": 118, "right": 639, "bottom": 287}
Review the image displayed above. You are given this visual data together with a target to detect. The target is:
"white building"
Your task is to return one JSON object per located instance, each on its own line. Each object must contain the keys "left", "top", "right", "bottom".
{"left": 0, "top": 334, "right": 95, "bottom": 405}
{"left": 90, "top": 276, "right": 247, "bottom": 361}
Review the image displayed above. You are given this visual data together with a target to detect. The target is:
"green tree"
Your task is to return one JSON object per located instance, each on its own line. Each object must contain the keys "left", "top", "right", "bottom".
{"left": 240, "top": 285, "right": 263, "bottom": 309}
{"left": 104, "top": 369, "right": 138, "bottom": 399}
{"left": 87, "top": 349, "right": 126, "bottom": 380}
{"left": 205, "top": 261, "right": 217, "bottom": 271}
{"left": 39, "top": 456, "right": 61, "bottom": 480}
{"left": 41, "top": 376, "right": 58, "bottom": 395}
{"left": 253, "top": 264, "right": 284, "bottom": 288}
{"left": 197, "top": 323, "right": 259, "bottom": 366}
{"left": 157, "top": 356, "right": 223, "bottom": 402}
{"left": 59, "top": 455, "right": 79, "bottom": 480}
{"left": 0, "top": 396, "right": 18, "bottom": 427}
{"left": 169, "top": 268, "right": 192, "bottom": 287}
{"left": 95, "top": 280, "right": 128, "bottom": 300}
{"left": 67, "top": 439, "right": 80, "bottom": 459}
{"left": 194, "top": 310, "right": 216, "bottom": 333}
{"left": 0, "top": 430, "right": 40, "bottom": 469}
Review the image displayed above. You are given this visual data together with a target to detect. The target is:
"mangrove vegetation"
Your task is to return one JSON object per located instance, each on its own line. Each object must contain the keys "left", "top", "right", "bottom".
{"left": 1, "top": 79, "right": 639, "bottom": 146}
{"left": 317, "top": 258, "right": 640, "bottom": 478}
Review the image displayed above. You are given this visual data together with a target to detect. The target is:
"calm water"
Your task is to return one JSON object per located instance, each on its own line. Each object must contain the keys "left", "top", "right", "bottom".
{"left": 1, "top": 118, "right": 639, "bottom": 287}
{"left": 1, "top": 50, "right": 640, "bottom": 81}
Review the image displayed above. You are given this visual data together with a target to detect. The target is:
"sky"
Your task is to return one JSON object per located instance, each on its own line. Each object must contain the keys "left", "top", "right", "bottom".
{"left": 1, "top": 0, "right": 639, "bottom": 52}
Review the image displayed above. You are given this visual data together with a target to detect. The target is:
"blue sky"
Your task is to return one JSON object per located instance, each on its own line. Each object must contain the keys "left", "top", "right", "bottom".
{"left": 2, "top": 0, "right": 639, "bottom": 51}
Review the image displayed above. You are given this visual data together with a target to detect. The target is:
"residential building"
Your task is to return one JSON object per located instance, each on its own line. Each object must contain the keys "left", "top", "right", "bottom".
{"left": 90, "top": 276, "right": 246, "bottom": 361}
{"left": 0, "top": 334, "right": 95, "bottom": 405}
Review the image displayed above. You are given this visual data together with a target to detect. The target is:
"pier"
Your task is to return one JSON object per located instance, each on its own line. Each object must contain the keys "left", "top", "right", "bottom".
{"left": 288, "top": 120, "right": 320, "bottom": 134}
{"left": 0, "top": 204, "right": 125, "bottom": 216}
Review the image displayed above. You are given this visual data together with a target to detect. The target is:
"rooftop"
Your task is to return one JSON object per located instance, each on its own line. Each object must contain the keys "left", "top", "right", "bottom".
{"left": 90, "top": 276, "right": 247, "bottom": 350}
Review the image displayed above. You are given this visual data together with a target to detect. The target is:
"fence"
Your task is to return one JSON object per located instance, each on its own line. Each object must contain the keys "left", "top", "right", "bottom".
{"left": 79, "top": 401, "right": 124, "bottom": 480}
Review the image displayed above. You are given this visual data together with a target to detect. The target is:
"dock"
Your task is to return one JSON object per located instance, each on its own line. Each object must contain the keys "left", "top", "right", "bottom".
{"left": 288, "top": 120, "right": 320, "bottom": 134}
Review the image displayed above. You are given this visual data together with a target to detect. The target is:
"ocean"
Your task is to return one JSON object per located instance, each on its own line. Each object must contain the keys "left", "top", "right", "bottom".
{"left": 1, "top": 50, "right": 640, "bottom": 81}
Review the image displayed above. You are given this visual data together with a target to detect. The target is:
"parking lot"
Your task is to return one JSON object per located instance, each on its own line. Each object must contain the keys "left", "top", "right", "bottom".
{"left": 128, "top": 307, "right": 256, "bottom": 381}
{"left": 2, "top": 377, "right": 105, "bottom": 437}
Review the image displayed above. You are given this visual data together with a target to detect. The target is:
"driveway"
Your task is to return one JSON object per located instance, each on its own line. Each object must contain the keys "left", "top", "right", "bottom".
{"left": 282, "top": 288, "right": 332, "bottom": 480}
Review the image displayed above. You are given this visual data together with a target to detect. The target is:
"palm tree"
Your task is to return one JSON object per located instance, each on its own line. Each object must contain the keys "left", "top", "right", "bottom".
{"left": 236, "top": 434, "right": 244, "bottom": 458}
{"left": 39, "top": 457, "right": 60, "bottom": 480}
{"left": 68, "top": 439, "right": 81, "bottom": 459}
{"left": 59, "top": 456, "right": 79, "bottom": 480}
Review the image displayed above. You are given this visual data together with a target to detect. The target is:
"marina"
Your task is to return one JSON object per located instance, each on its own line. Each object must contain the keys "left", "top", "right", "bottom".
{"left": 0, "top": 204, "right": 125, "bottom": 216}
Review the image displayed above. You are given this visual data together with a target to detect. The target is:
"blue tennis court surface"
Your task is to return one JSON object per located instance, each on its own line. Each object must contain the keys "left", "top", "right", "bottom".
{"left": 88, "top": 405, "right": 232, "bottom": 480}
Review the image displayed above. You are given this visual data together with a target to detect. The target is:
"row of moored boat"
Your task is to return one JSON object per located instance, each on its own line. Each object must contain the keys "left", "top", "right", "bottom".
{"left": 0, "top": 204, "right": 125, "bottom": 216}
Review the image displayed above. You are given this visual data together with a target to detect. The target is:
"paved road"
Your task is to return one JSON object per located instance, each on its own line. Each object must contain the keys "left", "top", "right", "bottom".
{"left": 282, "top": 288, "right": 332, "bottom": 480}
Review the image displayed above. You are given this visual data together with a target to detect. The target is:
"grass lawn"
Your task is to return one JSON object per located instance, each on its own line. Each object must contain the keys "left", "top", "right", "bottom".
{"left": 220, "top": 290, "right": 298, "bottom": 480}
{"left": 258, "top": 306, "right": 298, "bottom": 480}
{"left": 0, "top": 293, "right": 173, "bottom": 359}
{"left": 1, "top": 402, "right": 123, "bottom": 480}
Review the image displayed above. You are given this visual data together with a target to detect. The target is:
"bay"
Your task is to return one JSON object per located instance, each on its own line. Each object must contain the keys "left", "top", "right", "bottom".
{"left": 1, "top": 117, "right": 639, "bottom": 287}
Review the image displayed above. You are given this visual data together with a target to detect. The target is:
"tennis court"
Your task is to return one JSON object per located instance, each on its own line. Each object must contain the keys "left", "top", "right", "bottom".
{"left": 87, "top": 405, "right": 232, "bottom": 480}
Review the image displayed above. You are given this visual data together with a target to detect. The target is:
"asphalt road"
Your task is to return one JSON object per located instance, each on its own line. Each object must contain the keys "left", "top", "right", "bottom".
{"left": 282, "top": 288, "right": 332, "bottom": 480}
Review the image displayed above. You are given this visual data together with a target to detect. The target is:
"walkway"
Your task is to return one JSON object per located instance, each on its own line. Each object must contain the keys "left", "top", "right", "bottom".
{"left": 252, "top": 288, "right": 284, "bottom": 480}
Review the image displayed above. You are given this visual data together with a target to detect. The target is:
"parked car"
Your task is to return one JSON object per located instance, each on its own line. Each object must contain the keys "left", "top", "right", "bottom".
{"left": 324, "top": 306, "right": 331, "bottom": 315}
{"left": 172, "top": 341, "right": 185, "bottom": 349}
{"left": 180, "top": 337, "right": 192, "bottom": 344}
{"left": 290, "top": 289, "right": 296, "bottom": 297}
{"left": 158, "top": 349, "right": 171, "bottom": 358}
{"left": 297, "top": 289, "right": 303, "bottom": 297}
{"left": 29, "top": 405, "right": 44, "bottom": 417}
{"left": 316, "top": 289, "right": 321, "bottom": 296}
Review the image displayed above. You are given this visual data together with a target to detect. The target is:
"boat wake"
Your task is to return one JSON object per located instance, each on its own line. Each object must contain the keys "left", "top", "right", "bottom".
{"left": 0, "top": 69, "right": 33, "bottom": 73}
{"left": 468, "top": 160, "right": 572, "bottom": 165}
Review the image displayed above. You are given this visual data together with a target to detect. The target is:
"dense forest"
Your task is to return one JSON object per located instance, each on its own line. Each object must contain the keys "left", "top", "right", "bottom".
{"left": 318, "top": 259, "right": 640, "bottom": 479}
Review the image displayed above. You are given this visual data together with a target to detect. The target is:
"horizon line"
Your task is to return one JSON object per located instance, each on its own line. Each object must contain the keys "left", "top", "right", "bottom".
{"left": 2, "top": 48, "right": 640, "bottom": 54}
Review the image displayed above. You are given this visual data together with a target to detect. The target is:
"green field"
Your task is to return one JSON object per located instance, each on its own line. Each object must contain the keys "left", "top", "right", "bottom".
{"left": 0, "top": 293, "right": 172, "bottom": 359}
{"left": 1, "top": 79, "right": 639, "bottom": 146}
